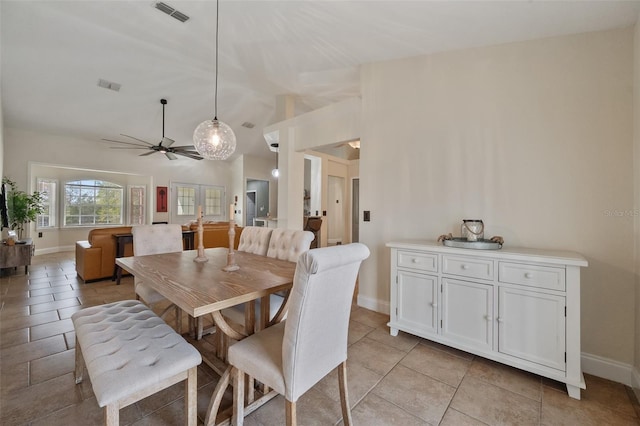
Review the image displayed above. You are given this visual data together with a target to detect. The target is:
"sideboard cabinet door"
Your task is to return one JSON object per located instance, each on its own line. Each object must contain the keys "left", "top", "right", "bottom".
{"left": 396, "top": 270, "right": 438, "bottom": 336}
{"left": 498, "top": 286, "right": 566, "bottom": 371}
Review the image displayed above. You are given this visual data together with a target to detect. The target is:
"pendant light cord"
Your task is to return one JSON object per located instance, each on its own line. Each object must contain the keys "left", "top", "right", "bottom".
{"left": 214, "top": 0, "right": 219, "bottom": 121}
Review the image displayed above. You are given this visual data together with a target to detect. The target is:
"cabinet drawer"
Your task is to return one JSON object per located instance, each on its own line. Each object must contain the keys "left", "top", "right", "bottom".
{"left": 499, "top": 262, "right": 565, "bottom": 291}
{"left": 397, "top": 250, "right": 438, "bottom": 273}
{"left": 442, "top": 255, "right": 493, "bottom": 280}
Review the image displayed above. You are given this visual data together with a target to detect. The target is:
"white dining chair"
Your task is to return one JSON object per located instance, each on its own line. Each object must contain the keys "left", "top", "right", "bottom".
{"left": 131, "top": 224, "right": 184, "bottom": 331}
{"left": 228, "top": 243, "right": 370, "bottom": 426}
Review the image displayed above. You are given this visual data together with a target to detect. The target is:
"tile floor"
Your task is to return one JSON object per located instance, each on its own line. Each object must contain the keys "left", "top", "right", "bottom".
{"left": 1, "top": 251, "right": 640, "bottom": 425}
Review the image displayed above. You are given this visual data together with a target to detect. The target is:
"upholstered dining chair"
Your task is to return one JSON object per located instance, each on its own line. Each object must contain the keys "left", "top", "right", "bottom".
{"left": 237, "top": 226, "right": 273, "bottom": 255}
{"left": 223, "top": 229, "right": 315, "bottom": 335}
{"left": 131, "top": 224, "right": 183, "bottom": 331}
{"left": 228, "top": 243, "right": 370, "bottom": 426}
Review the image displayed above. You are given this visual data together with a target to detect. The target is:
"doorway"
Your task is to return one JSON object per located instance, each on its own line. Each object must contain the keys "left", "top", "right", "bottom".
{"left": 246, "top": 179, "right": 269, "bottom": 226}
{"left": 327, "top": 175, "right": 345, "bottom": 245}
{"left": 246, "top": 191, "right": 257, "bottom": 226}
{"left": 352, "top": 178, "right": 359, "bottom": 242}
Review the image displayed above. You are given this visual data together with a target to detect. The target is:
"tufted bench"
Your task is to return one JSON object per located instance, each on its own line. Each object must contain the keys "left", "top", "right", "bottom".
{"left": 72, "top": 300, "right": 202, "bottom": 426}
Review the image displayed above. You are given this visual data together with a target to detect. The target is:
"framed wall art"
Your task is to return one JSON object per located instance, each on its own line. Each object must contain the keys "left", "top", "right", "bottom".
{"left": 156, "top": 186, "right": 168, "bottom": 212}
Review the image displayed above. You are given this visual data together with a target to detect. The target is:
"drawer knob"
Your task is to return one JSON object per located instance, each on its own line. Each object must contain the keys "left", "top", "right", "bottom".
{"left": 524, "top": 272, "right": 533, "bottom": 278}
{"left": 461, "top": 264, "right": 469, "bottom": 270}
{"left": 485, "top": 315, "right": 493, "bottom": 321}
{"left": 412, "top": 258, "right": 420, "bottom": 263}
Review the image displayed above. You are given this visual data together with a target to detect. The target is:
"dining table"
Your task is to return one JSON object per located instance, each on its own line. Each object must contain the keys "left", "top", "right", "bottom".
{"left": 116, "top": 247, "right": 297, "bottom": 426}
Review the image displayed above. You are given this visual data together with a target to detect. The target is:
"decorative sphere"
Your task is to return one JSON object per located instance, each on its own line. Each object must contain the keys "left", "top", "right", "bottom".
{"left": 193, "top": 119, "right": 236, "bottom": 160}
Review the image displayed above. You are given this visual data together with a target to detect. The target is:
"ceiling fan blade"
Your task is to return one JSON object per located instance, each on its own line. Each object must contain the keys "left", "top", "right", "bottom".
{"left": 165, "top": 152, "right": 178, "bottom": 160}
{"left": 174, "top": 151, "right": 204, "bottom": 160}
{"left": 109, "top": 147, "right": 149, "bottom": 150}
{"left": 170, "top": 145, "right": 197, "bottom": 150}
{"left": 139, "top": 151, "right": 156, "bottom": 157}
{"left": 161, "top": 137, "right": 175, "bottom": 147}
{"left": 101, "top": 138, "right": 149, "bottom": 148}
{"left": 121, "top": 134, "right": 155, "bottom": 146}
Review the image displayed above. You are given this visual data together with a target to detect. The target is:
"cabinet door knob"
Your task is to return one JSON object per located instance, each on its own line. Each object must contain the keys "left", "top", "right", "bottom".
{"left": 461, "top": 264, "right": 469, "bottom": 270}
{"left": 497, "top": 317, "right": 504, "bottom": 323}
{"left": 431, "top": 302, "right": 437, "bottom": 308}
{"left": 524, "top": 272, "right": 533, "bottom": 278}
{"left": 485, "top": 315, "right": 493, "bottom": 321}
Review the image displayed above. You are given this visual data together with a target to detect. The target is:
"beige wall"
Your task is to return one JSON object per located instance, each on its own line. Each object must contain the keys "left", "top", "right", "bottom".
{"left": 3, "top": 127, "right": 233, "bottom": 251}
{"left": 634, "top": 15, "right": 640, "bottom": 387}
{"left": 358, "top": 28, "right": 635, "bottom": 364}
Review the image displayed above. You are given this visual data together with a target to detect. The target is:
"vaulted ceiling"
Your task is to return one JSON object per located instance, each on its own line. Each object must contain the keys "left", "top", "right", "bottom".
{"left": 2, "top": 1, "right": 639, "bottom": 161}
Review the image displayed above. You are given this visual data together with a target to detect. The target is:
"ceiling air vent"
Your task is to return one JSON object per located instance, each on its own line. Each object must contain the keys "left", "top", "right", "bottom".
{"left": 97, "top": 79, "right": 121, "bottom": 92}
{"left": 241, "top": 122, "right": 255, "bottom": 129}
{"left": 154, "top": 2, "right": 190, "bottom": 23}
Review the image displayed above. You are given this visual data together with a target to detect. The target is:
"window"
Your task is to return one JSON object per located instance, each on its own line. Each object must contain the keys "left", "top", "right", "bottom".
{"left": 128, "top": 185, "right": 146, "bottom": 225}
{"left": 36, "top": 178, "right": 57, "bottom": 229}
{"left": 64, "top": 180, "right": 123, "bottom": 226}
{"left": 171, "top": 183, "right": 225, "bottom": 223}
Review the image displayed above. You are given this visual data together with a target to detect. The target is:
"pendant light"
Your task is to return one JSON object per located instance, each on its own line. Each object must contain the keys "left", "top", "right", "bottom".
{"left": 193, "top": 0, "right": 236, "bottom": 160}
{"left": 271, "top": 143, "right": 279, "bottom": 178}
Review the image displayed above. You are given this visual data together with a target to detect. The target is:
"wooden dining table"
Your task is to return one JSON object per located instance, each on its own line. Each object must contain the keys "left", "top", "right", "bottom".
{"left": 116, "top": 247, "right": 297, "bottom": 425}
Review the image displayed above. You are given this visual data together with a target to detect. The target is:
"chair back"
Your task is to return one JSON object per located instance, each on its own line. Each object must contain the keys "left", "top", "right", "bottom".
{"left": 266, "top": 229, "right": 314, "bottom": 262}
{"left": 237, "top": 226, "right": 272, "bottom": 255}
{"left": 282, "top": 243, "right": 370, "bottom": 401}
{"left": 132, "top": 224, "right": 183, "bottom": 256}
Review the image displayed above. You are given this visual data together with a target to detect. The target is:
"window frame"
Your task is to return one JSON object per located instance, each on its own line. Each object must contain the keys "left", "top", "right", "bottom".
{"left": 62, "top": 179, "right": 125, "bottom": 227}
{"left": 35, "top": 178, "right": 58, "bottom": 230}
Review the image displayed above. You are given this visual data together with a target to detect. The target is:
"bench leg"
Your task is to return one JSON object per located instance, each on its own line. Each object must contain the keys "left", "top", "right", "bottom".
{"left": 185, "top": 366, "right": 198, "bottom": 426}
{"left": 74, "top": 342, "right": 85, "bottom": 384}
{"left": 105, "top": 403, "right": 119, "bottom": 426}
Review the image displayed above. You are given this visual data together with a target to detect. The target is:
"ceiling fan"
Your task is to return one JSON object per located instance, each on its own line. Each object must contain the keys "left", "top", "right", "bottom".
{"left": 102, "top": 99, "right": 203, "bottom": 160}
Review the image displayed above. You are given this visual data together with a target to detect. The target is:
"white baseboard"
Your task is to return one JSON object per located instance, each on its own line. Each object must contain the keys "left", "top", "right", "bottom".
{"left": 354, "top": 295, "right": 638, "bottom": 388}
{"left": 356, "top": 294, "right": 389, "bottom": 315}
{"left": 581, "top": 352, "right": 634, "bottom": 387}
{"left": 632, "top": 366, "right": 640, "bottom": 394}
{"left": 34, "top": 245, "right": 74, "bottom": 256}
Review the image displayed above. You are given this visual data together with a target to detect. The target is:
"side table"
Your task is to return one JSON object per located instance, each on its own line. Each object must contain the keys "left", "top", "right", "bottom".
{"left": 0, "top": 238, "right": 34, "bottom": 274}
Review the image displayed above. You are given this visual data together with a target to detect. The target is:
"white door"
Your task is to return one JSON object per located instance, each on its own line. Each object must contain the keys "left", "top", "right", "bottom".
{"left": 441, "top": 278, "right": 493, "bottom": 352}
{"left": 498, "top": 287, "right": 566, "bottom": 371}
{"left": 246, "top": 191, "right": 257, "bottom": 226}
{"left": 170, "top": 182, "right": 226, "bottom": 224}
{"left": 396, "top": 270, "right": 438, "bottom": 336}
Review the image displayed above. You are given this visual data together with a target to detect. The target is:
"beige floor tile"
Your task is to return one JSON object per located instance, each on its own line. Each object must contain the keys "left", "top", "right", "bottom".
{"left": 0, "top": 327, "right": 29, "bottom": 348}
{"left": 366, "top": 326, "right": 420, "bottom": 352}
{"left": 347, "top": 337, "right": 407, "bottom": 375}
{"left": 373, "top": 364, "right": 456, "bottom": 424}
{"left": 0, "top": 334, "right": 67, "bottom": 366}
{"left": 29, "top": 284, "right": 74, "bottom": 297}
{"left": 314, "top": 361, "right": 383, "bottom": 406}
{"left": 541, "top": 383, "right": 640, "bottom": 426}
{"left": 30, "top": 349, "right": 75, "bottom": 385}
{"left": 0, "top": 360, "right": 29, "bottom": 394}
{"left": 400, "top": 342, "right": 472, "bottom": 387}
{"left": 466, "top": 357, "right": 542, "bottom": 401}
{"left": 349, "top": 392, "right": 428, "bottom": 425}
{"left": 451, "top": 375, "right": 540, "bottom": 425}
{"left": 347, "top": 318, "right": 374, "bottom": 345}
{"left": 0, "top": 372, "right": 83, "bottom": 425}
{"left": 418, "top": 338, "right": 476, "bottom": 361}
{"left": 582, "top": 373, "right": 638, "bottom": 417}
{"left": 350, "top": 307, "right": 389, "bottom": 329}
{"left": 30, "top": 317, "right": 74, "bottom": 341}
{"left": 30, "top": 396, "right": 112, "bottom": 426}
{"left": 440, "top": 408, "right": 488, "bottom": 425}
{"left": 29, "top": 297, "right": 80, "bottom": 314}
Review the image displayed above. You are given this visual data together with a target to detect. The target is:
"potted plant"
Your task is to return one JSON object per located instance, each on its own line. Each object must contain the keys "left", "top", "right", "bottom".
{"left": 2, "top": 177, "right": 44, "bottom": 241}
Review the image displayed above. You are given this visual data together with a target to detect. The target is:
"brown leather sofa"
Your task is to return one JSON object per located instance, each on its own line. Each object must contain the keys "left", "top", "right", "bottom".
{"left": 76, "top": 226, "right": 133, "bottom": 282}
{"left": 184, "top": 221, "right": 243, "bottom": 250}
{"left": 76, "top": 223, "right": 244, "bottom": 283}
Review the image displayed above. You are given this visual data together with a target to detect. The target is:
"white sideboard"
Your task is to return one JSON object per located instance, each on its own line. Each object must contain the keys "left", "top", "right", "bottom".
{"left": 387, "top": 240, "right": 588, "bottom": 399}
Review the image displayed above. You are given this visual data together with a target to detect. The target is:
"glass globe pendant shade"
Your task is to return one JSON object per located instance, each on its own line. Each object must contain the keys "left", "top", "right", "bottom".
{"left": 193, "top": 118, "right": 236, "bottom": 160}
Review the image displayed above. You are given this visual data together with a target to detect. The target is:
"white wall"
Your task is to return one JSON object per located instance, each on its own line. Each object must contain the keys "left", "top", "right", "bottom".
{"left": 358, "top": 27, "right": 635, "bottom": 365}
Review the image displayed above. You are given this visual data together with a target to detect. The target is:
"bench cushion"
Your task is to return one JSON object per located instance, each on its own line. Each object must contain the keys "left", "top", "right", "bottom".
{"left": 71, "top": 300, "right": 201, "bottom": 407}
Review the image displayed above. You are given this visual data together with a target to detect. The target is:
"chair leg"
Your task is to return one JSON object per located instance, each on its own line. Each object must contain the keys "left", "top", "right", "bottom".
{"left": 338, "top": 361, "right": 353, "bottom": 426}
{"left": 285, "top": 400, "right": 296, "bottom": 426}
{"left": 104, "top": 403, "right": 119, "bottom": 426}
{"left": 232, "top": 368, "right": 245, "bottom": 426}
{"left": 74, "top": 342, "right": 84, "bottom": 384}
{"left": 185, "top": 366, "right": 198, "bottom": 426}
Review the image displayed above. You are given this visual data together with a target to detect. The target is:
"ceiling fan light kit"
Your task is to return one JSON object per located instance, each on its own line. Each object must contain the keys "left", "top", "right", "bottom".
{"left": 193, "top": 0, "right": 236, "bottom": 161}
